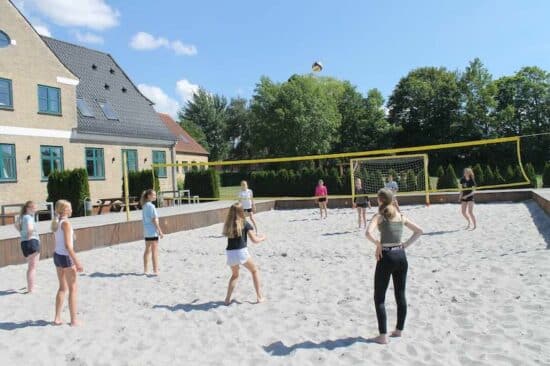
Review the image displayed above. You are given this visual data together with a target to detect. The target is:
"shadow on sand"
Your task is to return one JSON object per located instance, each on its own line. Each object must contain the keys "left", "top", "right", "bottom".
{"left": 322, "top": 231, "right": 353, "bottom": 236}
{"left": 423, "top": 229, "right": 461, "bottom": 236}
{"left": 153, "top": 300, "right": 228, "bottom": 312}
{"left": 264, "top": 337, "right": 373, "bottom": 356}
{"left": 0, "top": 320, "right": 50, "bottom": 331}
{"left": 87, "top": 272, "right": 145, "bottom": 278}
{"left": 0, "top": 289, "right": 21, "bottom": 297}
{"left": 525, "top": 201, "right": 550, "bottom": 249}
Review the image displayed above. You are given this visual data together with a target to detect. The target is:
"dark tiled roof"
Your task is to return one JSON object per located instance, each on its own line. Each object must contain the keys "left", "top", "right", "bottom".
{"left": 158, "top": 113, "right": 209, "bottom": 156}
{"left": 42, "top": 37, "right": 175, "bottom": 142}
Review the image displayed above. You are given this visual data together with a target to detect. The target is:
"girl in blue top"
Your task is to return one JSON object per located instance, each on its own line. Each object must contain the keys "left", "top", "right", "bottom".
{"left": 15, "top": 201, "right": 40, "bottom": 293}
{"left": 141, "top": 189, "right": 164, "bottom": 275}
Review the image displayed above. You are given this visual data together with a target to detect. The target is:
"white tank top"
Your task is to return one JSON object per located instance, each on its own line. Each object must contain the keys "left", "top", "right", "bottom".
{"left": 54, "top": 218, "right": 73, "bottom": 256}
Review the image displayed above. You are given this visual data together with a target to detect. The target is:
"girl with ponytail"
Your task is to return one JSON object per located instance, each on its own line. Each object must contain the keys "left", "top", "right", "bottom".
{"left": 365, "top": 189, "right": 423, "bottom": 344}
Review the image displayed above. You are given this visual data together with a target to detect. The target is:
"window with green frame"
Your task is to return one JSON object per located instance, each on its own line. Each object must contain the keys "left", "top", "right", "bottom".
{"left": 152, "top": 150, "right": 167, "bottom": 178}
{"left": 0, "top": 78, "right": 13, "bottom": 109}
{"left": 41, "top": 145, "right": 63, "bottom": 180}
{"left": 38, "top": 85, "right": 61, "bottom": 115}
{"left": 0, "top": 144, "right": 17, "bottom": 182}
{"left": 85, "top": 147, "right": 105, "bottom": 179}
{"left": 122, "top": 149, "right": 138, "bottom": 173}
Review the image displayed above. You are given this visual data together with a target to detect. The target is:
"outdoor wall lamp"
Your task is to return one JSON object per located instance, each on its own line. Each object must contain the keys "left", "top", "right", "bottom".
{"left": 144, "top": 158, "right": 148, "bottom": 163}
{"left": 26, "top": 155, "right": 31, "bottom": 162}
{"left": 112, "top": 157, "right": 116, "bottom": 163}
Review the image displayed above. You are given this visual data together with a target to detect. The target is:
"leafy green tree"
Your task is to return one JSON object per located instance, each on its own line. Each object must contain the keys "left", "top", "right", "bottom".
{"left": 182, "top": 88, "right": 229, "bottom": 161}
{"left": 388, "top": 67, "right": 461, "bottom": 147}
{"left": 456, "top": 58, "right": 497, "bottom": 140}
{"left": 250, "top": 75, "right": 342, "bottom": 158}
{"left": 226, "top": 97, "right": 253, "bottom": 160}
{"left": 178, "top": 119, "right": 209, "bottom": 152}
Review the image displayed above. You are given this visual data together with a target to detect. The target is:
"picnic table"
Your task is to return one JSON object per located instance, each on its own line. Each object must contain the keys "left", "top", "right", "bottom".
{"left": 96, "top": 197, "right": 139, "bottom": 214}
{"left": 158, "top": 190, "right": 191, "bottom": 206}
{"left": 0, "top": 201, "right": 53, "bottom": 225}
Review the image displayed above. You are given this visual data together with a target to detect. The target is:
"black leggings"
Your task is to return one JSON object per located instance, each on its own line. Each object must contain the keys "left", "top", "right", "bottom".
{"left": 374, "top": 249, "right": 408, "bottom": 334}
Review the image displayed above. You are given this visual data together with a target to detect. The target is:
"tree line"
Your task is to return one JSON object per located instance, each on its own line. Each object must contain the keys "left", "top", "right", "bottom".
{"left": 179, "top": 58, "right": 549, "bottom": 172}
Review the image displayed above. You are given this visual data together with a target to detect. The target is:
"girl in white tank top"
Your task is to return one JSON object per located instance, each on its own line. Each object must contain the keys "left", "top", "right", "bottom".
{"left": 54, "top": 217, "right": 73, "bottom": 256}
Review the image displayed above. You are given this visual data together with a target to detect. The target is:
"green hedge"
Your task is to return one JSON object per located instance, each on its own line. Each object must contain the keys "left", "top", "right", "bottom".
{"left": 543, "top": 162, "right": 550, "bottom": 188}
{"left": 437, "top": 164, "right": 459, "bottom": 190}
{"left": 524, "top": 163, "right": 538, "bottom": 188}
{"left": 47, "top": 169, "right": 90, "bottom": 217}
{"left": 125, "top": 170, "right": 160, "bottom": 200}
{"left": 184, "top": 169, "right": 220, "bottom": 200}
{"left": 220, "top": 172, "right": 250, "bottom": 187}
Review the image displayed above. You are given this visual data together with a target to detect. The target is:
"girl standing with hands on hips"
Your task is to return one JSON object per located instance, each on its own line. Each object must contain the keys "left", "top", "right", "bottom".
{"left": 141, "top": 189, "right": 164, "bottom": 275}
{"left": 52, "top": 200, "right": 83, "bottom": 326}
{"left": 366, "top": 189, "right": 423, "bottom": 344}
{"left": 16, "top": 201, "right": 41, "bottom": 293}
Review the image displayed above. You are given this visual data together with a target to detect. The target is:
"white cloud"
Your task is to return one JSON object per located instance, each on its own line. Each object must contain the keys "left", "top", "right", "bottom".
{"left": 138, "top": 84, "right": 181, "bottom": 118}
{"left": 29, "top": 0, "right": 119, "bottom": 30}
{"left": 33, "top": 24, "right": 52, "bottom": 37}
{"left": 74, "top": 31, "right": 104, "bottom": 44}
{"left": 130, "top": 32, "right": 197, "bottom": 56}
{"left": 176, "top": 79, "right": 200, "bottom": 104}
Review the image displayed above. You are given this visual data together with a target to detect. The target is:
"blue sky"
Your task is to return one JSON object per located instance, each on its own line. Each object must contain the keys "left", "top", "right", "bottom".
{"left": 14, "top": 0, "right": 550, "bottom": 117}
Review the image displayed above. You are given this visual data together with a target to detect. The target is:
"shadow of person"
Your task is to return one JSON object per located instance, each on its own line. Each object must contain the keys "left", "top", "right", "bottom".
{"left": 0, "top": 320, "right": 50, "bottom": 331}
{"left": 87, "top": 272, "right": 145, "bottom": 278}
{"left": 264, "top": 337, "right": 372, "bottom": 356}
{"left": 153, "top": 300, "right": 231, "bottom": 312}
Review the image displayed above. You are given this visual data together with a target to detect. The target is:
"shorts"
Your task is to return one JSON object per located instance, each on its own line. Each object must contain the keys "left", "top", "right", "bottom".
{"left": 21, "top": 239, "right": 40, "bottom": 257}
{"left": 356, "top": 203, "right": 368, "bottom": 208}
{"left": 226, "top": 248, "right": 250, "bottom": 266}
{"left": 317, "top": 197, "right": 327, "bottom": 203}
{"left": 53, "top": 252, "right": 73, "bottom": 268}
{"left": 145, "top": 237, "right": 159, "bottom": 242}
{"left": 244, "top": 208, "right": 253, "bottom": 213}
{"left": 461, "top": 197, "right": 474, "bottom": 202}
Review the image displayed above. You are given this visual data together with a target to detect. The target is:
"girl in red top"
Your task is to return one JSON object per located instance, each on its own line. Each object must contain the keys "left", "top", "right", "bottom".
{"left": 315, "top": 179, "right": 328, "bottom": 219}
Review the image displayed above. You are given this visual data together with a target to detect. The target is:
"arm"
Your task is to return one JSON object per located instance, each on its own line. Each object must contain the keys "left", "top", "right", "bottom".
{"left": 248, "top": 230, "right": 266, "bottom": 244}
{"left": 25, "top": 218, "right": 34, "bottom": 241}
{"left": 153, "top": 216, "right": 164, "bottom": 238}
{"left": 365, "top": 214, "right": 383, "bottom": 260}
{"left": 462, "top": 181, "right": 476, "bottom": 199}
{"left": 62, "top": 221, "right": 83, "bottom": 272}
{"left": 402, "top": 217, "right": 423, "bottom": 249}
{"left": 251, "top": 191, "right": 256, "bottom": 212}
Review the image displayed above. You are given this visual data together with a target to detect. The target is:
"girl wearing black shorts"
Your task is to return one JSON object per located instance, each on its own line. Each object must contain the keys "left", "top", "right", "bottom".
{"left": 459, "top": 168, "right": 477, "bottom": 230}
{"left": 353, "top": 178, "right": 371, "bottom": 228}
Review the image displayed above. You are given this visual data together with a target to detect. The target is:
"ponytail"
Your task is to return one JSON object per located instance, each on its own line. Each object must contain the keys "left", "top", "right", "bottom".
{"left": 15, "top": 201, "right": 35, "bottom": 232}
{"left": 51, "top": 214, "right": 60, "bottom": 232}
{"left": 377, "top": 188, "right": 397, "bottom": 220}
{"left": 140, "top": 189, "right": 155, "bottom": 207}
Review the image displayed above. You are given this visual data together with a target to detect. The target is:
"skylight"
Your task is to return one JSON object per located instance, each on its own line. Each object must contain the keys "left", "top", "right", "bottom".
{"left": 98, "top": 101, "right": 118, "bottom": 120}
{"left": 77, "top": 98, "right": 94, "bottom": 117}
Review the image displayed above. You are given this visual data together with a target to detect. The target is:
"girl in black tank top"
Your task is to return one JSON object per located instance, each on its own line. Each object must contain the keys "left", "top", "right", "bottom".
{"left": 459, "top": 168, "right": 477, "bottom": 230}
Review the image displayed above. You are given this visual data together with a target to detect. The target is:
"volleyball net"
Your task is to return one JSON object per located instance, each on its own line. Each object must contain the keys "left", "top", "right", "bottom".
{"left": 152, "top": 136, "right": 531, "bottom": 203}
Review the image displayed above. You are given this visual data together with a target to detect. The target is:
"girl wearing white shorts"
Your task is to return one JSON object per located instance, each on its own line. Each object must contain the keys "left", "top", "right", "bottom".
{"left": 222, "top": 203, "right": 266, "bottom": 305}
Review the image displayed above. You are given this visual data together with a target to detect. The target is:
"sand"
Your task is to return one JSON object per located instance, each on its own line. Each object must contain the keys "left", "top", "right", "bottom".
{"left": 0, "top": 202, "right": 549, "bottom": 366}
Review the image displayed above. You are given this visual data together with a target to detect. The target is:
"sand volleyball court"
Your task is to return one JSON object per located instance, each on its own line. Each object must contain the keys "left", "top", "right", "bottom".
{"left": 0, "top": 202, "right": 548, "bottom": 366}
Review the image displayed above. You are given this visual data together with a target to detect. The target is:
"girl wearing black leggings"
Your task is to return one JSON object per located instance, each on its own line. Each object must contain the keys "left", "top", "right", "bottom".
{"left": 366, "top": 188, "right": 423, "bottom": 344}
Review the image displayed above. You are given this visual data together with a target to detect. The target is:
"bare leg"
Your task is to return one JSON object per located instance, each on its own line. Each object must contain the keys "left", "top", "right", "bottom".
{"left": 65, "top": 268, "right": 79, "bottom": 326}
{"left": 318, "top": 202, "right": 322, "bottom": 218}
{"left": 143, "top": 242, "right": 152, "bottom": 273}
{"left": 468, "top": 202, "right": 476, "bottom": 230}
{"left": 356, "top": 208, "right": 362, "bottom": 228}
{"left": 243, "top": 259, "right": 264, "bottom": 303}
{"left": 151, "top": 241, "right": 159, "bottom": 275}
{"left": 26, "top": 252, "right": 40, "bottom": 293}
{"left": 248, "top": 212, "right": 258, "bottom": 232}
{"left": 323, "top": 202, "right": 328, "bottom": 218}
{"left": 361, "top": 207, "right": 367, "bottom": 228}
{"left": 461, "top": 202, "right": 471, "bottom": 229}
{"left": 372, "top": 334, "right": 388, "bottom": 344}
{"left": 54, "top": 267, "right": 67, "bottom": 325}
{"left": 225, "top": 265, "right": 239, "bottom": 305}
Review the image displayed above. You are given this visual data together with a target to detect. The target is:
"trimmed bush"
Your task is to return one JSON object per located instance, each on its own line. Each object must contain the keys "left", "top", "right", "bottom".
{"left": 505, "top": 165, "right": 516, "bottom": 182}
{"left": 494, "top": 167, "right": 506, "bottom": 185}
{"left": 184, "top": 169, "right": 220, "bottom": 201}
{"left": 543, "top": 162, "right": 550, "bottom": 188}
{"left": 437, "top": 164, "right": 459, "bottom": 190}
{"left": 435, "top": 165, "right": 445, "bottom": 179}
{"left": 220, "top": 172, "right": 249, "bottom": 187}
{"left": 484, "top": 165, "right": 495, "bottom": 185}
{"left": 126, "top": 170, "right": 160, "bottom": 200}
{"left": 524, "top": 163, "right": 537, "bottom": 188}
{"left": 472, "top": 164, "right": 484, "bottom": 186}
{"left": 47, "top": 168, "right": 90, "bottom": 217}
{"left": 406, "top": 170, "right": 417, "bottom": 191}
